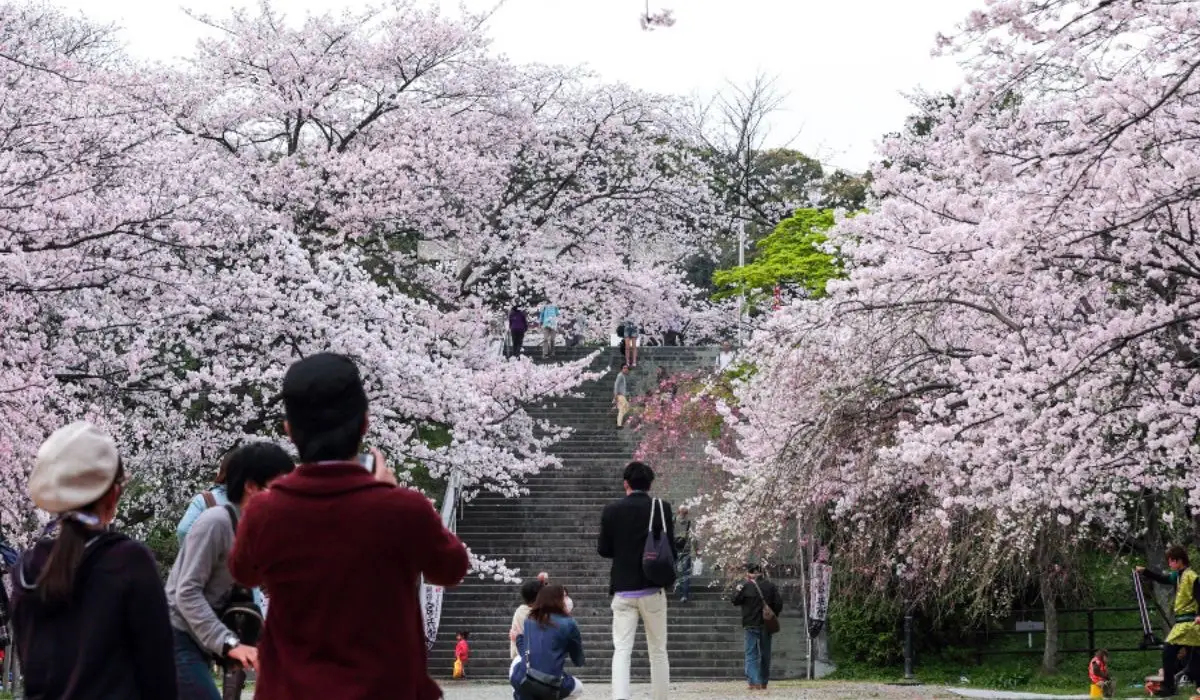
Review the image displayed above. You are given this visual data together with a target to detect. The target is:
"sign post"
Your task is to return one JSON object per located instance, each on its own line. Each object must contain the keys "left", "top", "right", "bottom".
{"left": 808, "top": 561, "right": 832, "bottom": 679}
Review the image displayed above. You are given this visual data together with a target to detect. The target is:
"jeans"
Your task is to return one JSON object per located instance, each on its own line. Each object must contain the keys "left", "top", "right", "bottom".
{"left": 174, "top": 628, "right": 221, "bottom": 700}
{"left": 744, "top": 627, "right": 773, "bottom": 687}
{"left": 611, "top": 590, "right": 669, "bottom": 700}
{"left": 676, "top": 553, "right": 692, "bottom": 600}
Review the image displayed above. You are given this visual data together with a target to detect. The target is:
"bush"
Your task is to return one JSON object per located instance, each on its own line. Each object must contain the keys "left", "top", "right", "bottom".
{"left": 828, "top": 596, "right": 903, "bottom": 666}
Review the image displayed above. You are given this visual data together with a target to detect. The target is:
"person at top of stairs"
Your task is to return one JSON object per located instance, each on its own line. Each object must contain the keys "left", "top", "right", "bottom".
{"left": 508, "top": 306, "right": 528, "bottom": 358}
{"left": 540, "top": 303, "right": 560, "bottom": 358}
{"left": 621, "top": 318, "right": 639, "bottom": 368}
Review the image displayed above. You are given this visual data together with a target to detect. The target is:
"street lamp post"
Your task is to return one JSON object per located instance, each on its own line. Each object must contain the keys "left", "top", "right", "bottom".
{"left": 737, "top": 225, "right": 746, "bottom": 347}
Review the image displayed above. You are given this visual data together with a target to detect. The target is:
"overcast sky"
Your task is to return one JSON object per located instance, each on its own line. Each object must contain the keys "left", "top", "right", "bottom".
{"left": 54, "top": 0, "right": 973, "bottom": 172}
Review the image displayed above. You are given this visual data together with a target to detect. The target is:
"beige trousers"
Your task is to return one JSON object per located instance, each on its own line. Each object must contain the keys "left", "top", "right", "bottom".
{"left": 616, "top": 395, "right": 629, "bottom": 426}
{"left": 611, "top": 590, "right": 669, "bottom": 700}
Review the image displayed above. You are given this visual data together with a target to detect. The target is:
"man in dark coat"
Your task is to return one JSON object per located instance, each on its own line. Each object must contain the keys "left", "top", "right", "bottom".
{"left": 732, "top": 563, "right": 784, "bottom": 690}
{"left": 598, "top": 461, "right": 676, "bottom": 700}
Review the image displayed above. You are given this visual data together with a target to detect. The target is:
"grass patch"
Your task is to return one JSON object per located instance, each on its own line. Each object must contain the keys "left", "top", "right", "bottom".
{"left": 828, "top": 552, "right": 1166, "bottom": 695}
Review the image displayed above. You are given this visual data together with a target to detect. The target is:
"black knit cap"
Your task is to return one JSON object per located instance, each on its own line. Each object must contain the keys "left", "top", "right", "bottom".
{"left": 281, "top": 353, "right": 368, "bottom": 432}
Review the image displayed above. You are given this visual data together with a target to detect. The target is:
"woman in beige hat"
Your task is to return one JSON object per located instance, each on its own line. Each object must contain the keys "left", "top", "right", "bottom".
{"left": 11, "top": 421, "right": 176, "bottom": 699}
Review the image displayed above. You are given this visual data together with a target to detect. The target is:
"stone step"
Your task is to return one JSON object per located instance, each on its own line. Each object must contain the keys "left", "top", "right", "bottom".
{"left": 431, "top": 346, "right": 745, "bottom": 681}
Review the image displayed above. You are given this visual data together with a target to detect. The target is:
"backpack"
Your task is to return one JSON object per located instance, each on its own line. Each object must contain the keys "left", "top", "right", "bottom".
{"left": 641, "top": 499, "right": 676, "bottom": 588}
{"left": 218, "top": 505, "right": 263, "bottom": 648}
{"left": 751, "top": 578, "right": 781, "bottom": 635}
{"left": 201, "top": 491, "right": 218, "bottom": 509}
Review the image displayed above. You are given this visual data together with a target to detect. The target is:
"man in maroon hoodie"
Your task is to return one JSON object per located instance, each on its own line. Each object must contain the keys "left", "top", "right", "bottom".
{"left": 229, "top": 353, "right": 469, "bottom": 699}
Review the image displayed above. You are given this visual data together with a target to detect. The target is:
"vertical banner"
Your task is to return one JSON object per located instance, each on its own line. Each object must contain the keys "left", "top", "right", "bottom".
{"left": 421, "top": 579, "right": 444, "bottom": 651}
{"left": 808, "top": 562, "right": 832, "bottom": 638}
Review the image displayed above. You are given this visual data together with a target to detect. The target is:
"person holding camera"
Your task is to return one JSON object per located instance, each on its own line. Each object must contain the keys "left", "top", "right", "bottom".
{"left": 229, "top": 352, "right": 470, "bottom": 700}
{"left": 167, "top": 441, "right": 294, "bottom": 700}
{"left": 732, "top": 563, "right": 783, "bottom": 691}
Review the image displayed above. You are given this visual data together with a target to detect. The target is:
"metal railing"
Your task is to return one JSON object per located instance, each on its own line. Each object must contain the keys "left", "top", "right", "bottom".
{"left": 419, "top": 319, "right": 500, "bottom": 651}
{"left": 969, "top": 606, "right": 1158, "bottom": 662}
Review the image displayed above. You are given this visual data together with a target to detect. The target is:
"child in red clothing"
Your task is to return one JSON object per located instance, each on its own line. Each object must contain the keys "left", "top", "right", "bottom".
{"left": 453, "top": 630, "right": 470, "bottom": 679}
{"left": 1088, "top": 649, "right": 1113, "bottom": 697}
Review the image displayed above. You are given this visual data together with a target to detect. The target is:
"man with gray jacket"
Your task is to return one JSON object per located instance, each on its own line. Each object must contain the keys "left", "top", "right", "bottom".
{"left": 166, "top": 442, "right": 294, "bottom": 700}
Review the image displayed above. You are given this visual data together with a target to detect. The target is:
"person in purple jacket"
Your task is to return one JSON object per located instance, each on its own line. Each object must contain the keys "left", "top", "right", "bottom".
{"left": 509, "top": 306, "right": 529, "bottom": 357}
{"left": 12, "top": 422, "right": 176, "bottom": 700}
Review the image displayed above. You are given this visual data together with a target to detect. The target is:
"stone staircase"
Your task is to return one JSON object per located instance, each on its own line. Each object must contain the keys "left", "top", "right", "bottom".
{"left": 429, "top": 345, "right": 747, "bottom": 682}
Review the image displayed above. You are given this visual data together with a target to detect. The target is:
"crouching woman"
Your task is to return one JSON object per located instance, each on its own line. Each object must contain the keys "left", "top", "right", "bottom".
{"left": 511, "top": 583, "right": 585, "bottom": 699}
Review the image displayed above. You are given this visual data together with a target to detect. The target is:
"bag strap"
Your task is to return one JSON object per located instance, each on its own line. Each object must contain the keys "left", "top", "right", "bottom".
{"left": 647, "top": 498, "right": 667, "bottom": 536}
{"left": 750, "top": 578, "right": 771, "bottom": 611}
{"left": 202, "top": 491, "right": 217, "bottom": 509}
{"left": 223, "top": 504, "right": 238, "bottom": 532}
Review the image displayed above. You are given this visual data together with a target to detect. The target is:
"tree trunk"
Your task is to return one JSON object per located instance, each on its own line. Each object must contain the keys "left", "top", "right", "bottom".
{"left": 1142, "top": 493, "right": 1173, "bottom": 631}
{"left": 1041, "top": 573, "right": 1059, "bottom": 674}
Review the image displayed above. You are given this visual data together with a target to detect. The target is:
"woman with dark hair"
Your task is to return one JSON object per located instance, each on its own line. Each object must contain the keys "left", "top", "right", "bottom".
{"left": 511, "top": 583, "right": 585, "bottom": 699}
{"left": 12, "top": 422, "right": 177, "bottom": 699}
{"left": 176, "top": 445, "right": 239, "bottom": 544}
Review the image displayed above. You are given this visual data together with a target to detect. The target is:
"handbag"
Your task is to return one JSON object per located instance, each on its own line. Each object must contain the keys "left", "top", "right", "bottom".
{"left": 642, "top": 498, "right": 677, "bottom": 588}
{"left": 751, "top": 578, "right": 781, "bottom": 635}
{"left": 517, "top": 625, "right": 562, "bottom": 700}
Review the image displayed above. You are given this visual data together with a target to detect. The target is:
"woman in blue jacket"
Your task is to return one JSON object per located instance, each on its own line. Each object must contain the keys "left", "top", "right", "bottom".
{"left": 511, "top": 583, "right": 584, "bottom": 699}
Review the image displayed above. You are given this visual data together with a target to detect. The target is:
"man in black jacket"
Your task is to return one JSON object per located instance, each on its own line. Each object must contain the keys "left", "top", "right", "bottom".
{"left": 732, "top": 563, "right": 784, "bottom": 690}
{"left": 598, "top": 461, "right": 676, "bottom": 700}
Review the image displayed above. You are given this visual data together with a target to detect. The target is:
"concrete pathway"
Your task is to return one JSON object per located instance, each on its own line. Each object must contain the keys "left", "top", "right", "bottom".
{"left": 948, "top": 690, "right": 1091, "bottom": 699}
{"left": 240, "top": 681, "right": 1111, "bottom": 699}
{"left": 440, "top": 680, "right": 961, "bottom": 699}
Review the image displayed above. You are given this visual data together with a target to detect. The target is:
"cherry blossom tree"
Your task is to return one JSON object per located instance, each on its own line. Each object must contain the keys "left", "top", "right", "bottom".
{"left": 703, "top": 0, "right": 1200, "bottom": 667}
{"left": 0, "top": 0, "right": 719, "bottom": 556}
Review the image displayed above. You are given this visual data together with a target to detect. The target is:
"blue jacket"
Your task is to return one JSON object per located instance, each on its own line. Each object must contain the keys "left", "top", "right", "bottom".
{"left": 176, "top": 485, "right": 229, "bottom": 544}
{"left": 516, "top": 613, "right": 584, "bottom": 679}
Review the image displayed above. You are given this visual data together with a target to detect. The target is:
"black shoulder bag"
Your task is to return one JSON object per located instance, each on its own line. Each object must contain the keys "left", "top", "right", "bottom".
{"left": 518, "top": 622, "right": 563, "bottom": 700}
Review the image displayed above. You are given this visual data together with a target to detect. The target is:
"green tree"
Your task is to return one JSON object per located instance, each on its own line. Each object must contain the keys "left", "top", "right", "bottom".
{"left": 712, "top": 208, "right": 844, "bottom": 304}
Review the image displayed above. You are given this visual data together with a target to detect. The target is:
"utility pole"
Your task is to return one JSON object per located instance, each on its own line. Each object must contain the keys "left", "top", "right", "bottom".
{"left": 737, "top": 224, "right": 746, "bottom": 347}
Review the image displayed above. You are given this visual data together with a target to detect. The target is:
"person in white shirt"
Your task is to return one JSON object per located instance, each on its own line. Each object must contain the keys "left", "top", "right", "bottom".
{"left": 716, "top": 342, "right": 736, "bottom": 372}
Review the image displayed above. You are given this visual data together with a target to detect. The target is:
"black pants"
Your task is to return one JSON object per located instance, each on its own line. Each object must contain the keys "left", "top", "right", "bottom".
{"left": 665, "top": 331, "right": 681, "bottom": 346}
{"left": 1162, "top": 642, "right": 1200, "bottom": 692}
{"left": 510, "top": 330, "right": 525, "bottom": 356}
